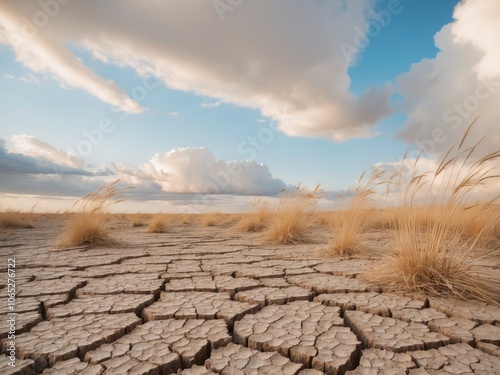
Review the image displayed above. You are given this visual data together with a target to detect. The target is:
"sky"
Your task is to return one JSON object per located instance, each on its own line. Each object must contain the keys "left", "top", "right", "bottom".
{"left": 0, "top": 0, "right": 499, "bottom": 213}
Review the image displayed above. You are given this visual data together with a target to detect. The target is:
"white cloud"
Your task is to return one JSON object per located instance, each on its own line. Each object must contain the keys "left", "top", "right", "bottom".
{"left": 18, "top": 72, "right": 40, "bottom": 84}
{"left": 3, "top": 73, "right": 14, "bottom": 80}
{"left": 115, "top": 147, "right": 287, "bottom": 195}
{"left": 2, "top": 136, "right": 287, "bottom": 197}
{"left": 452, "top": 0, "right": 500, "bottom": 80}
{"left": 396, "top": 0, "right": 500, "bottom": 162}
{"left": 201, "top": 101, "right": 221, "bottom": 108}
{"left": 10, "top": 134, "right": 83, "bottom": 169}
{"left": 0, "top": 2, "right": 143, "bottom": 114}
{"left": 0, "top": 0, "right": 392, "bottom": 140}
{"left": 168, "top": 111, "right": 181, "bottom": 117}
{"left": 256, "top": 118, "right": 266, "bottom": 123}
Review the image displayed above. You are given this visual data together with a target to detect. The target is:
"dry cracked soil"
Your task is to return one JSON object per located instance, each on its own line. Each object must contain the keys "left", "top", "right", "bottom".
{"left": 1, "top": 216, "right": 499, "bottom": 375}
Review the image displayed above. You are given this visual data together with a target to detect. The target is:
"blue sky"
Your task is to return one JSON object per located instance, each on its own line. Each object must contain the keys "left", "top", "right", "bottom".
{"left": 1, "top": 0, "right": 498, "bottom": 212}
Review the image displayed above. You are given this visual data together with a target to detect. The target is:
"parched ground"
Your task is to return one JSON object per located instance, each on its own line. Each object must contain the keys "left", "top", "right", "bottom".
{"left": 1, "top": 215, "right": 499, "bottom": 375}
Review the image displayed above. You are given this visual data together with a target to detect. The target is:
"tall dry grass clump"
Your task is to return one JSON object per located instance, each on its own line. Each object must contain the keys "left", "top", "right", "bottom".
{"left": 237, "top": 199, "right": 271, "bottom": 232}
{"left": 130, "top": 213, "right": 147, "bottom": 227}
{"left": 366, "top": 122, "right": 500, "bottom": 304}
{"left": 57, "top": 180, "right": 127, "bottom": 247}
{"left": 263, "top": 185, "right": 321, "bottom": 245}
{"left": 202, "top": 212, "right": 223, "bottom": 227}
{"left": 147, "top": 213, "right": 170, "bottom": 233}
{"left": 0, "top": 208, "right": 36, "bottom": 229}
{"left": 329, "top": 170, "right": 384, "bottom": 256}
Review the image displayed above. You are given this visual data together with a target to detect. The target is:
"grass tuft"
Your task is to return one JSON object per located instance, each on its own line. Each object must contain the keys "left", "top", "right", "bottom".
{"left": 329, "top": 169, "right": 385, "bottom": 256}
{"left": 147, "top": 213, "right": 170, "bottom": 233}
{"left": 237, "top": 199, "right": 271, "bottom": 232}
{"left": 0, "top": 208, "right": 35, "bottom": 229}
{"left": 365, "top": 121, "right": 500, "bottom": 304}
{"left": 130, "top": 213, "right": 147, "bottom": 227}
{"left": 202, "top": 212, "right": 223, "bottom": 227}
{"left": 263, "top": 185, "right": 321, "bottom": 245}
{"left": 56, "top": 180, "right": 128, "bottom": 247}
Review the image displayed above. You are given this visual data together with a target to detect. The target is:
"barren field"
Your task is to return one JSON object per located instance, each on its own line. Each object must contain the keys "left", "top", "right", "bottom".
{"left": 1, "top": 215, "right": 499, "bottom": 374}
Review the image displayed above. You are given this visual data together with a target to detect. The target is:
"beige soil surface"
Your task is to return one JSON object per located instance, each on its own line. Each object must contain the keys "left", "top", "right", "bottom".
{"left": 1, "top": 215, "right": 499, "bottom": 374}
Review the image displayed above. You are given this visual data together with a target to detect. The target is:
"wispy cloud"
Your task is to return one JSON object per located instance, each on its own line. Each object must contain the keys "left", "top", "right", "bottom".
{"left": 201, "top": 100, "right": 221, "bottom": 108}
{"left": 0, "top": 138, "right": 92, "bottom": 177}
{"left": 10, "top": 134, "right": 83, "bottom": 169}
{"left": 18, "top": 73, "right": 40, "bottom": 84}
{"left": 0, "top": 2, "right": 143, "bottom": 114}
{"left": 168, "top": 111, "right": 181, "bottom": 117}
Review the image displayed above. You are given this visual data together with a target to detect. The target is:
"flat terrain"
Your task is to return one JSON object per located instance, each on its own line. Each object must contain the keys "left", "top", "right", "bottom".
{"left": 1, "top": 216, "right": 499, "bottom": 374}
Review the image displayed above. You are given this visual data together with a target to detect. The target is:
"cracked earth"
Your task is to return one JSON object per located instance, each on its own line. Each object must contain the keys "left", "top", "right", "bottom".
{"left": 1, "top": 216, "right": 499, "bottom": 374}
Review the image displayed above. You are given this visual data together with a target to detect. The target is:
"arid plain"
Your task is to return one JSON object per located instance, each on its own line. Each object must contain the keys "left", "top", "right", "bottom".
{"left": 1, "top": 209, "right": 499, "bottom": 375}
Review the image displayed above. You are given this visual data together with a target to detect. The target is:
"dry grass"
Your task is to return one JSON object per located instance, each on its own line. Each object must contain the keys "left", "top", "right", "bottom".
{"left": 365, "top": 122, "right": 500, "bottom": 304}
{"left": 146, "top": 213, "right": 171, "bottom": 233}
{"left": 237, "top": 199, "right": 271, "bottom": 232}
{"left": 315, "top": 211, "right": 336, "bottom": 227}
{"left": 56, "top": 181, "right": 127, "bottom": 247}
{"left": 178, "top": 214, "right": 192, "bottom": 225}
{"left": 202, "top": 212, "right": 223, "bottom": 227}
{"left": 462, "top": 204, "right": 500, "bottom": 246}
{"left": 329, "top": 170, "right": 384, "bottom": 256}
{"left": 0, "top": 209, "right": 35, "bottom": 229}
{"left": 130, "top": 213, "right": 148, "bottom": 227}
{"left": 263, "top": 185, "right": 321, "bottom": 245}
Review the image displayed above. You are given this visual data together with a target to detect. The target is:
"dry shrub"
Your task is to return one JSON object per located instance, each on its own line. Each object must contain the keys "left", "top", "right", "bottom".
{"left": 263, "top": 185, "right": 321, "bottom": 245}
{"left": 365, "top": 122, "right": 500, "bottom": 304}
{"left": 0, "top": 208, "right": 35, "bottom": 229}
{"left": 329, "top": 170, "right": 384, "bottom": 256}
{"left": 57, "top": 181, "right": 128, "bottom": 247}
{"left": 237, "top": 199, "right": 271, "bottom": 232}
{"left": 130, "top": 213, "right": 147, "bottom": 227}
{"left": 202, "top": 212, "right": 223, "bottom": 227}
{"left": 147, "top": 213, "right": 170, "bottom": 233}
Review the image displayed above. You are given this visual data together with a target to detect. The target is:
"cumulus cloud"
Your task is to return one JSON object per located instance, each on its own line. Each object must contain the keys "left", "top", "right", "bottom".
{"left": 452, "top": 0, "right": 500, "bottom": 80}
{"left": 1, "top": 136, "right": 287, "bottom": 198}
{"left": 0, "top": 0, "right": 392, "bottom": 140}
{"left": 396, "top": 0, "right": 500, "bottom": 160}
{"left": 115, "top": 147, "right": 287, "bottom": 195}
